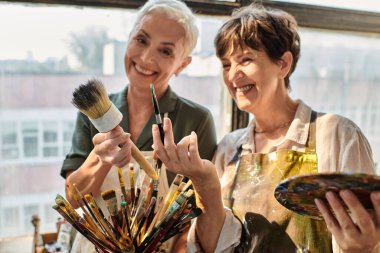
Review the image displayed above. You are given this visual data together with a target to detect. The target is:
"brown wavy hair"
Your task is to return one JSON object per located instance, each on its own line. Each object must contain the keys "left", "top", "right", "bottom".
{"left": 215, "top": 4, "right": 300, "bottom": 90}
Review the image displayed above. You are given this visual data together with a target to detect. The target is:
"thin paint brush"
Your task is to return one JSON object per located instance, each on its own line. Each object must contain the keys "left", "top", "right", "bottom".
{"left": 90, "top": 193, "right": 118, "bottom": 234}
{"left": 140, "top": 190, "right": 187, "bottom": 247}
{"left": 130, "top": 195, "right": 147, "bottom": 231}
{"left": 55, "top": 194, "right": 82, "bottom": 221}
{"left": 181, "top": 179, "right": 193, "bottom": 193}
{"left": 131, "top": 169, "right": 141, "bottom": 217}
{"left": 117, "top": 166, "right": 132, "bottom": 230}
{"left": 139, "top": 191, "right": 188, "bottom": 251}
{"left": 117, "top": 167, "right": 130, "bottom": 206}
{"left": 84, "top": 194, "right": 122, "bottom": 248}
{"left": 143, "top": 190, "right": 194, "bottom": 252}
{"left": 146, "top": 178, "right": 159, "bottom": 228}
{"left": 72, "top": 184, "right": 109, "bottom": 236}
{"left": 174, "top": 207, "right": 202, "bottom": 229}
{"left": 52, "top": 205, "right": 119, "bottom": 252}
{"left": 145, "top": 166, "right": 160, "bottom": 210}
{"left": 129, "top": 165, "right": 135, "bottom": 204}
{"left": 150, "top": 83, "right": 165, "bottom": 173}
{"left": 159, "top": 181, "right": 186, "bottom": 220}
{"left": 67, "top": 184, "right": 101, "bottom": 236}
{"left": 120, "top": 201, "right": 131, "bottom": 237}
{"left": 132, "top": 196, "right": 156, "bottom": 247}
{"left": 131, "top": 196, "right": 140, "bottom": 217}
{"left": 149, "top": 174, "right": 183, "bottom": 231}
{"left": 54, "top": 198, "right": 117, "bottom": 250}
{"left": 150, "top": 83, "right": 165, "bottom": 143}
{"left": 72, "top": 79, "right": 158, "bottom": 180}
{"left": 55, "top": 203, "right": 118, "bottom": 251}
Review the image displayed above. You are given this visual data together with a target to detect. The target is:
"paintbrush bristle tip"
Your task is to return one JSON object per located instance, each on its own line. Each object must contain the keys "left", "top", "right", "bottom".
{"left": 71, "top": 78, "right": 112, "bottom": 120}
{"left": 150, "top": 83, "right": 154, "bottom": 93}
{"left": 101, "top": 189, "right": 116, "bottom": 200}
{"left": 173, "top": 175, "right": 183, "bottom": 186}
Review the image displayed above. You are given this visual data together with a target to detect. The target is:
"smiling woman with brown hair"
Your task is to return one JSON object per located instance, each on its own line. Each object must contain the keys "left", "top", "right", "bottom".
{"left": 153, "top": 3, "right": 380, "bottom": 253}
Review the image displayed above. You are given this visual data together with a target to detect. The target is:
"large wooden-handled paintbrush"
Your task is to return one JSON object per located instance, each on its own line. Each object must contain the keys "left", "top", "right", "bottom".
{"left": 71, "top": 79, "right": 158, "bottom": 180}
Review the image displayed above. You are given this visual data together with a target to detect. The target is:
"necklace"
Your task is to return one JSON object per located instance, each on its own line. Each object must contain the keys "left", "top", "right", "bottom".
{"left": 254, "top": 121, "right": 292, "bottom": 134}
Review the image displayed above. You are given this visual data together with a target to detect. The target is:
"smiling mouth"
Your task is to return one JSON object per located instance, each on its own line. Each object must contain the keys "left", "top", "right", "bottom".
{"left": 236, "top": 85, "right": 254, "bottom": 93}
{"left": 134, "top": 63, "right": 155, "bottom": 76}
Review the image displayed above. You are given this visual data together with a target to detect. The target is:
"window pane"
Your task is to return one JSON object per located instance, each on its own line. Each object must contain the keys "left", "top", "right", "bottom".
{"left": 43, "top": 122, "right": 58, "bottom": 143}
{"left": 44, "top": 203, "right": 59, "bottom": 225}
{"left": 63, "top": 121, "right": 74, "bottom": 142}
{"left": 1, "top": 122, "right": 19, "bottom": 159}
{"left": 290, "top": 28, "right": 380, "bottom": 173}
{"left": 1, "top": 122, "right": 17, "bottom": 144}
{"left": 23, "top": 205, "right": 39, "bottom": 233}
{"left": 22, "top": 122, "right": 38, "bottom": 157}
{"left": 43, "top": 147, "right": 59, "bottom": 157}
{"left": 62, "top": 121, "right": 74, "bottom": 155}
{"left": 3, "top": 207, "right": 20, "bottom": 228}
{"left": 42, "top": 121, "right": 59, "bottom": 157}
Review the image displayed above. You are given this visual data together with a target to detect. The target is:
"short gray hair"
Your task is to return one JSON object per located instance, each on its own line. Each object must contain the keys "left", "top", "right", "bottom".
{"left": 134, "top": 0, "right": 199, "bottom": 56}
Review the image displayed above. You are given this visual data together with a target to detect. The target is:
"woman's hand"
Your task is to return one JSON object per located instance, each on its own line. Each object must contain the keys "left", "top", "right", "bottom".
{"left": 315, "top": 190, "right": 380, "bottom": 253}
{"left": 92, "top": 125, "right": 132, "bottom": 168}
{"left": 152, "top": 118, "right": 221, "bottom": 207}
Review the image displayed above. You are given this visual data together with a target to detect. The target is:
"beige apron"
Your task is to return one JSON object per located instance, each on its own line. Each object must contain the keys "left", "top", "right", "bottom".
{"left": 221, "top": 112, "right": 332, "bottom": 253}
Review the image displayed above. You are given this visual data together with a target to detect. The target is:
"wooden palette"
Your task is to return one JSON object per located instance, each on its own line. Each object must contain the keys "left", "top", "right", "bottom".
{"left": 274, "top": 173, "right": 380, "bottom": 219}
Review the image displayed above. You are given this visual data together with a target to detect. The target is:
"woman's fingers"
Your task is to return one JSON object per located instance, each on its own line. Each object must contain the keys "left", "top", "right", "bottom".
{"left": 177, "top": 136, "right": 190, "bottom": 161}
{"left": 153, "top": 119, "right": 180, "bottom": 168}
{"left": 163, "top": 118, "right": 180, "bottom": 165}
{"left": 316, "top": 190, "right": 380, "bottom": 252}
{"left": 189, "top": 131, "right": 201, "bottom": 162}
{"left": 92, "top": 125, "right": 124, "bottom": 145}
{"left": 152, "top": 124, "right": 170, "bottom": 164}
{"left": 325, "top": 191, "right": 359, "bottom": 236}
{"left": 340, "top": 190, "right": 375, "bottom": 233}
{"left": 163, "top": 118, "right": 176, "bottom": 148}
{"left": 315, "top": 198, "right": 340, "bottom": 235}
{"left": 92, "top": 126, "right": 131, "bottom": 166}
{"left": 152, "top": 118, "right": 203, "bottom": 177}
{"left": 117, "top": 137, "right": 131, "bottom": 167}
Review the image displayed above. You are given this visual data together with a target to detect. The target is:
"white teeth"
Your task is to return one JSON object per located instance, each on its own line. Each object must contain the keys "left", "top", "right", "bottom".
{"left": 236, "top": 85, "right": 253, "bottom": 92}
{"left": 135, "top": 64, "right": 155, "bottom": 75}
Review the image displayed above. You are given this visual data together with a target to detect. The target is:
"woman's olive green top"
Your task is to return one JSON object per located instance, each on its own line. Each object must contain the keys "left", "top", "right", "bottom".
{"left": 61, "top": 85, "right": 217, "bottom": 184}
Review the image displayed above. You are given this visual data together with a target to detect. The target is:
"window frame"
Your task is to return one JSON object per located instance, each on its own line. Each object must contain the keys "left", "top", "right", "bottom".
{"left": 2, "top": 0, "right": 380, "bottom": 130}
{"left": 2, "top": 0, "right": 380, "bottom": 33}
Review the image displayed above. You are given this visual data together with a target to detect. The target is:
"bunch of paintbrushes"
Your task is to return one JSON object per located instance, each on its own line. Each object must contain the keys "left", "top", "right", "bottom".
{"left": 53, "top": 79, "right": 202, "bottom": 252}
{"left": 53, "top": 173, "right": 201, "bottom": 253}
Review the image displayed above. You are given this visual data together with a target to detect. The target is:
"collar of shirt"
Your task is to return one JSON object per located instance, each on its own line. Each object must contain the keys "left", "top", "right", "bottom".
{"left": 112, "top": 85, "right": 178, "bottom": 114}
{"left": 234, "top": 99, "right": 313, "bottom": 154}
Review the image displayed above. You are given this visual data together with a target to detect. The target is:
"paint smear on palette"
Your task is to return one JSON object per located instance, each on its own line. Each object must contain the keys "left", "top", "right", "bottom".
{"left": 274, "top": 173, "right": 380, "bottom": 219}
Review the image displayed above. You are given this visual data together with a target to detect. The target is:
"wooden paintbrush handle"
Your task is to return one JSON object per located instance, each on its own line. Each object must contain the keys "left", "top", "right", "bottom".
{"left": 130, "top": 143, "right": 158, "bottom": 180}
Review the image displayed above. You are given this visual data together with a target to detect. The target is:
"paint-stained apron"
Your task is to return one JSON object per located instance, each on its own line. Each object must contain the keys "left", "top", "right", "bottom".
{"left": 221, "top": 112, "right": 332, "bottom": 253}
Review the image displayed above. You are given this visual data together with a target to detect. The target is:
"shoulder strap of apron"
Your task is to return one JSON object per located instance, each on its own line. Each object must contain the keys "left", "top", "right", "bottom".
{"left": 305, "top": 110, "right": 317, "bottom": 152}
